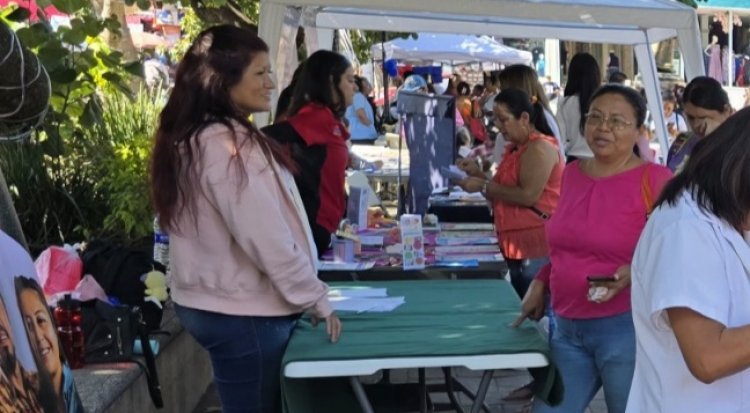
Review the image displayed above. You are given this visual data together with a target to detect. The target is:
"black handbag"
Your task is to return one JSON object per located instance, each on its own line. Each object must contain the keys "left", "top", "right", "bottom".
{"left": 82, "top": 301, "right": 164, "bottom": 408}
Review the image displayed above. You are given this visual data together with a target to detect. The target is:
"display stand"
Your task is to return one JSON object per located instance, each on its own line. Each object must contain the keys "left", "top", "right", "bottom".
{"left": 396, "top": 91, "right": 456, "bottom": 216}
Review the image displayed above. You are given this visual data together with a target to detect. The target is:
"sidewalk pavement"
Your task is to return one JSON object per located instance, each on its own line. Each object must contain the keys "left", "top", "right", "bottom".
{"left": 192, "top": 367, "right": 608, "bottom": 413}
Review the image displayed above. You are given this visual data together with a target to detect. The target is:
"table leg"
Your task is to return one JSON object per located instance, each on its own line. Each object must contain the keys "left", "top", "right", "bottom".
{"left": 469, "top": 370, "right": 494, "bottom": 413}
{"left": 418, "top": 368, "right": 428, "bottom": 413}
{"left": 442, "top": 367, "right": 466, "bottom": 413}
{"left": 349, "top": 376, "right": 375, "bottom": 413}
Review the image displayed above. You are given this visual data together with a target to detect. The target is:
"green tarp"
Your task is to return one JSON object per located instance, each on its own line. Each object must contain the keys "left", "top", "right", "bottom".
{"left": 282, "top": 279, "right": 563, "bottom": 412}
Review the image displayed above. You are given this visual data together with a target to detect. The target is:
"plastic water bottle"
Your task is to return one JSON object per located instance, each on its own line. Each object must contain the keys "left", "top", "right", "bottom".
{"left": 153, "top": 216, "right": 169, "bottom": 272}
{"left": 54, "top": 294, "right": 85, "bottom": 369}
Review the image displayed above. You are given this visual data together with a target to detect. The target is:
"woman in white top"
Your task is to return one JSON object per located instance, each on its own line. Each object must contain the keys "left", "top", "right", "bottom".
{"left": 628, "top": 106, "right": 750, "bottom": 413}
{"left": 557, "top": 53, "right": 600, "bottom": 162}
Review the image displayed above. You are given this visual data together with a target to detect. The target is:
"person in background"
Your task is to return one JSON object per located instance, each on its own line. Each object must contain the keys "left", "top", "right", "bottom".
{"left": 456, "top": 81, "right": 473, "bottom": 125}
{"left": 650, "top": 89, "right": 687, "bottom": 144}
{"left": 16, "top": 276, "right": 83, "bottom": 413}
{"left": 627, "top": 107, "right": 750, "bottom": 413}
{"left": 514, "top": 85, "right": 672, "bottom": 413}
{"left": 557, "top": 53, "right": 601, "bottom": 163}
{"left": 457, "top": 88, "right": 563, "bottom": 300}
{"left": 607, "top": 51, "right": 620, "bottom": 77}
{"left": 463, "top": 87, "right": 564, "bottom": 408}
{"left": 273, "top": 63, "right": 304, "bottom": 124}
{"left": 263, "top": 49, "right": 355, "bottom": 255}
{"left": 150, "top": 25, "right": 341, "bottom": 412}
{"left": 667, "top": 76, "right": 733, "bottom": 173}
{"left": 345, "top": 75, "right": 379, "bottom": 143}
{"left": 608, "top": 71, "right": 628, "bottom": 85}
{"left": 497, "top": 65, "right": 564, "bottom": 159}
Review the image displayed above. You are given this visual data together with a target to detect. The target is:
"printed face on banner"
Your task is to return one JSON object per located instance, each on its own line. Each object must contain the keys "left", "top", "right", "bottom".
{"left": 0, "top": 231, "right": 83, "bottom": 412}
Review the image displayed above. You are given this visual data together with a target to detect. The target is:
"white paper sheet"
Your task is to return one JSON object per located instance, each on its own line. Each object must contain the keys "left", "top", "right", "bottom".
{"left": 359, "top": 235, "right": 384, "bottom": 246}
{"left": 329, "top": 296, "right": 406, "bottom": 313}
{"left": 318, "top": 261, "right": 376, "bottom": 271}
{"left": 328, "top": 288, "right": 388, "bottom": 298}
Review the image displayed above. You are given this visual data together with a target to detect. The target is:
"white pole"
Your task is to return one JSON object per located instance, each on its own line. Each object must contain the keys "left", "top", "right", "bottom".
{"left": 728, "top": 10, "right": 735, "bottom": 86}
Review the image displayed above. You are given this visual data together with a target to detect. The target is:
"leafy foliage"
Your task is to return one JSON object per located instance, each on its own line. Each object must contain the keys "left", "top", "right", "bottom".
{"left": 85, "top": 87, "right": 164, "bottom": 241}
{"left": 0, "top": 3, "right": 146, "bottom": 252}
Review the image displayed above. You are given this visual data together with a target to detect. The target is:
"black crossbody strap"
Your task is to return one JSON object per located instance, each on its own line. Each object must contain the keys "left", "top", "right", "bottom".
{"left": 136, "top": 311, "right": 163, "bottom": 408}
{"left": 529, "top": 206, "right": 551, "bottom": 220}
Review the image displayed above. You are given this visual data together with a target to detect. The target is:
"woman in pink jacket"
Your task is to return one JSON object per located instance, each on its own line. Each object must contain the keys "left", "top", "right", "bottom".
{"left": 150, "top": 25, "right": 341, "bottom": 413}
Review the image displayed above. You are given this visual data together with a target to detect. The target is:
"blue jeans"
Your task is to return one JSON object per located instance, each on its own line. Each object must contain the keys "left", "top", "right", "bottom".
{"left": 506, "top": 257, "right": 549, "bottom": 298}
{"left": 533, "top": 311, "right": 636, "bottom": 413}
{"left": 175, "top": 304, "right": 299, "bottom": 413}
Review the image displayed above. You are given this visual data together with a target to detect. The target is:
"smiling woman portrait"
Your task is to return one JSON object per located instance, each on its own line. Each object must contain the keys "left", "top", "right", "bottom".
{"left": 15, "top": 276, "right": 83, "bottom": 413}
{"left": 516, "top": 84, "right": 673, "bottom": 413}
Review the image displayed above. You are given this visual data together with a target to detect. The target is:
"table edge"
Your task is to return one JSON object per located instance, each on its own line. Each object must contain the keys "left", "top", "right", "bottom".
{"left": 284, "top": 353, "right": 548, "bottom": 378}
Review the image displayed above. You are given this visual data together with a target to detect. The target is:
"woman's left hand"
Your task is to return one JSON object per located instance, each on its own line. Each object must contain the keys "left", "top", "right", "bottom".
{"left": 457, "top": 177, "right": 486, "bottom": 193}
{"left": 588, "top": 265, "right": 631, "bottom": 303}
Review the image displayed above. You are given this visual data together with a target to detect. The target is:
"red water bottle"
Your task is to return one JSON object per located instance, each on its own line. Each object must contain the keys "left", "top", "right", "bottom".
{"left": 54, "top": 294, "right": 85, "bottom": 369}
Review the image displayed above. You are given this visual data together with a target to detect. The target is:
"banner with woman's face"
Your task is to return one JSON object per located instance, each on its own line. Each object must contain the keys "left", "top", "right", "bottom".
{"left": 0, "top": 231, "right": 84, "bottom": 412}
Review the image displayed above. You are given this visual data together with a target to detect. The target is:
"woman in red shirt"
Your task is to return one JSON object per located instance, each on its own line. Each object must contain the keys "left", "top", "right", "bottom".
{"left": 457, "top": 88, "right": 564, "bottom": 298}
{"left": 263, "top": 50, "right": 356, "bottom": 255}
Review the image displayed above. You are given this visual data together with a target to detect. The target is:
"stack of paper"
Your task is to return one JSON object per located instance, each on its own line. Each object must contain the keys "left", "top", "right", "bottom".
{"left": 327, "top": 287, "right": 406, "bottom": 313}
{"left": 318, "top": 261, "right": 375, "bottom": 271}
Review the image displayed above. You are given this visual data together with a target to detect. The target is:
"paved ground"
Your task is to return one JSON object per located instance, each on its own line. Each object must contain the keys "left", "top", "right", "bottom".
{"left": 192, "top": 367, "right": 607, "bottom": 413}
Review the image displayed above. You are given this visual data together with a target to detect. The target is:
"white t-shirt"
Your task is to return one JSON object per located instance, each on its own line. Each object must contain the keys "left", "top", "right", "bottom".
{"left": 628, "top": 191, "right": 750, "bottom": 413}
{"left": 649, "top": 111, "right": 688, "bottom": 142}
{"left": 557, "top": 95, "right": 594, "bottom": 159}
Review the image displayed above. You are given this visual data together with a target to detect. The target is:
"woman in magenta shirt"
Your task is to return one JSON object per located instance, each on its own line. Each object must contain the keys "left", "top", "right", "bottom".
{"left": 514, "top": 85, "right": 672, "bottom": 413}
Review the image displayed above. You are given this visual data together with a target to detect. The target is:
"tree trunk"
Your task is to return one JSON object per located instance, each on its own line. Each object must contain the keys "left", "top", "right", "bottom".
{"left": 0, "top": 168, "right": 28, "bottom": 252}
{"left": 100, "top": 0, "right": 138, "bottom": 61}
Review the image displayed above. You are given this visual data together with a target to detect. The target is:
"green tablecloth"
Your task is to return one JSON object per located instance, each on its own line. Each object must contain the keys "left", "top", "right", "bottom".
{"left": 282, "top": 279, "right": 563, "bottom": 412}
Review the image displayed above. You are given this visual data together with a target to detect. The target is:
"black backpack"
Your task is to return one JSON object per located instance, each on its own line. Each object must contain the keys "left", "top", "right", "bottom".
{"left": 80, "top": 239, "right": 165, "bottom": 331}
{"left": 79, "top": 240, "right": 166, "bottom": 408}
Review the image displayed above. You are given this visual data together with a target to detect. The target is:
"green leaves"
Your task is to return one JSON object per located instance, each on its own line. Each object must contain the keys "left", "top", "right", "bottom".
{"left": 5, "top": 7, "right": 30, "bottom": 22}
{"left": 16, "top": 23, "right": 52, "bottom": 48}
{"left": 49, "top": 0, "right": 89, "bottom": 15}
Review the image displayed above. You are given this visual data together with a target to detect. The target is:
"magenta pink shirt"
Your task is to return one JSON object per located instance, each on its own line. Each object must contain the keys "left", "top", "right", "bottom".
{"left": 536, "top": 161, "right": 672, "bottom": 319}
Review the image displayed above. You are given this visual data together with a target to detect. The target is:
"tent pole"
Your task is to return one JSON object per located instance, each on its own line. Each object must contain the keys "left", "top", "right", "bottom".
{"left": 382, "top": 31, "right": 390, "bottom": 120}
{"left": 728, "top": 10, "right": 734, "bottom": 87}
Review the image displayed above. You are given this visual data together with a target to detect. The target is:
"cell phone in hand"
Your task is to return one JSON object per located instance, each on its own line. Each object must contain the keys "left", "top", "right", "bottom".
{"left": 586, "top": 275, "right": 617, "bottom": 283}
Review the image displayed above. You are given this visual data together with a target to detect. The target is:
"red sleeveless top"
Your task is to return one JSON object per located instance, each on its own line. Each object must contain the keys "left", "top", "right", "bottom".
{"left": 493, "top": 132, "right": 563, "bottom": 259}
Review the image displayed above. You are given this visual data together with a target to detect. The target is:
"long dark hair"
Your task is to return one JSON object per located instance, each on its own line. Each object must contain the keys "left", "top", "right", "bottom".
{"left": 656, "top": 107, "right": 750, "bottom": 233}
{"left": 151, "top": 25, "right": 294, "bottom": 232}
{"left": 682, "top": 76, "right": 730, "bottom": 112}
{"left": 498, "top": 65, "right": 553, "bottom": 113}
{"left": 495, "top": 88, "right": 554, "bottom": 137}
{"left": 287, "top": 50, "right": 352, "bottom": 118}
{"left": 564, "top": 53, "right": 601, "bottom": 134}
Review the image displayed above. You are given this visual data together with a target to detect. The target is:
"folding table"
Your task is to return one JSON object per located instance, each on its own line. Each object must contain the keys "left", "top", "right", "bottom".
{"left": 282, "top": 280, "right": 562, "bottom": 413}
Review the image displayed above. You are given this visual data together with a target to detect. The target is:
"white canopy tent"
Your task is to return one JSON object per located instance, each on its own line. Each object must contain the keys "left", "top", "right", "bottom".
{"left": 258, "top": 0, "right": 705, "bottom": 162}
{"left": 370, "top": 33, "right": 533, "bottom": 65}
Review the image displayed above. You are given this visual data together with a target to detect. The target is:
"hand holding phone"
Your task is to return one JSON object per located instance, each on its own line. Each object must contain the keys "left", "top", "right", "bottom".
{"left": 586, "top": 275, "right": 617, "bottom": 283}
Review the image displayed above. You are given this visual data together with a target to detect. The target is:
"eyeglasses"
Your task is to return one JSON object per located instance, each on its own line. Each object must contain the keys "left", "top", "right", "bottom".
{"left": 584, "top": 113, "right": 634, "bottom": 131}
